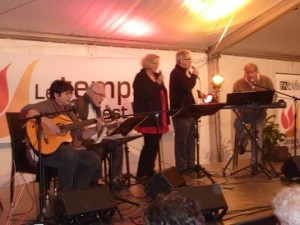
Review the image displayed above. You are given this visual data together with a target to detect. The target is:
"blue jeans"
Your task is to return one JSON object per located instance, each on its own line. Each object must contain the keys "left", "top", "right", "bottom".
{"left": 94, "top": 143, "right": 124, "bottom": 180}
{"left": 42, "top": 144, "right": 101, "bottom": 192}
{"left": 234, "top": 117, "right": 265, "bottom": 164}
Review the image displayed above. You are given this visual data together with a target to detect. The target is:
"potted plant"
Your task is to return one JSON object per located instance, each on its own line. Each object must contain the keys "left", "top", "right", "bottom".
{"left": 262, "top": 115, "right": 289, "bottom": 161}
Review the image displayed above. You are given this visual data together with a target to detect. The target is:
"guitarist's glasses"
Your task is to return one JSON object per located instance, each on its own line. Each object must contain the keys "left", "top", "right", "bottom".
{"left": 62, "top": 91, "right": 73, "bottom": 96}
{"left": 92, "top": 91, "right": 106, "bottom": 98}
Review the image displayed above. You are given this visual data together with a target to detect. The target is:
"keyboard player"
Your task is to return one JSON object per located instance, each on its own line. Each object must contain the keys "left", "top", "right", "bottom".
{"left": 232, "top": 62, "right": 275, "bottom": 175}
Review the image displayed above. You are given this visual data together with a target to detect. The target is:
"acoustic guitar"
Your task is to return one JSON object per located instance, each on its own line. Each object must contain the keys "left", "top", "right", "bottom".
{"left": 25, "top": 114, "right": 96, "bottom": 155}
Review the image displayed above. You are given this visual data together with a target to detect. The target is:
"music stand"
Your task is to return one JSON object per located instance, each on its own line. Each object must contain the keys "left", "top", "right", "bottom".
{"left": 87, "top": 116, "right": 148, "bottom": 213}
{"left": 226, "top": 90, "right": 275, "bottom": 106}
{"left": 173, "top": 103, "right": 226, "bottom": 183}
{"left": 225, "top": 91, "right": 278, "bottom": 178}
{"left": 108, "top": 115, "right": 149, "bottom": 136}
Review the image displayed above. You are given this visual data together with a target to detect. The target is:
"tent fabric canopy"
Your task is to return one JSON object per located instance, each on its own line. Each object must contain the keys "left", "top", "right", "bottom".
{"left": 0, "top": 0, "right": 300, "bottom": 61}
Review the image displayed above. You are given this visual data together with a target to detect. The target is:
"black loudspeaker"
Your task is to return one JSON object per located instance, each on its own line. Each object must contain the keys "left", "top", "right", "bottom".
{"left": 234, "top": 215, "right": 278, "bottom": 225}
{"left": 281, "top": 156, "right": 300, "bottom": 179}
{"left": 144, "top": 167, "right": 186, "bottom": 198}
{"left": 54, "top": 186, "right": 116, "bottom": 225}
{"left": 177, "top": 184, "right": 228, "bottom": 221}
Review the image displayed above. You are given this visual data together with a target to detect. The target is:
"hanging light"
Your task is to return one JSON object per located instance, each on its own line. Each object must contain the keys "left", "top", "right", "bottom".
{"left": 212, "top": 74, "right": 224, "bottom": 90}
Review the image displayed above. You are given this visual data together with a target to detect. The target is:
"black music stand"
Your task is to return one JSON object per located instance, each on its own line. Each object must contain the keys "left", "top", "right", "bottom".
{"left": 225, "top": 91, "right": 278, "bottom": 178}
{"left": 174, "top": 103, "right": 226, "bottom": 183}
{"left": 87, "top": 116, "right": 148, "bottom": 213}
{"left": 108, "top": 115, "right": 148, "bottom": 136}
{"left": 101, "top": 115, "right": 148, "bottom": 187}
{"left": 226, "top": 90, "right": 275, "bottom": 106}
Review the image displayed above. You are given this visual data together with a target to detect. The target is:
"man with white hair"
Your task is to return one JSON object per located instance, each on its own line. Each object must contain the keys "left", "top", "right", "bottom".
{"left": 273, "top": 186, "right": 300, "bottom": 225}
{"left": 72, "top": 82, "right": 125, "bottom": 188}
{"left": 233, "top": 62, "right": 274, "bottom": 175}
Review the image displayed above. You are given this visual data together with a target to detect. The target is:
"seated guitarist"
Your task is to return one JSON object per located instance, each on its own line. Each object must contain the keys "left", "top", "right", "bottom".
{"left": 72, "top": 82, "right": 126, "bottom": 189}
{"left": 21, "top": 80, "right": 102, "bottom": 192}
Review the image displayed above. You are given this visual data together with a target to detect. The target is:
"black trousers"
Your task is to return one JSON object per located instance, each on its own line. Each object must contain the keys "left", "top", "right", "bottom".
{"left": 136, "top": 133, "right": 162, "bottom": 178}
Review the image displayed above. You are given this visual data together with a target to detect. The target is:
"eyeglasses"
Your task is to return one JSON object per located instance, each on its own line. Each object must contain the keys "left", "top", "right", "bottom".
{"left": 92, "top": 91, "right": 106, "bottom": 98}
{"left": 62, "top": 91, "right": 73, "bottom": 96}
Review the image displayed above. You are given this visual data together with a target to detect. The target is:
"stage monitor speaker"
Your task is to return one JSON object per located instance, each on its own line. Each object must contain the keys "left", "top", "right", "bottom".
{"left": 281, "top": 156, "right": 300, "bottom": 179}
{"left": 144, "top": 166, "right": 186, "bottom": 198}
{"left": 233, "top": 215, "right": 278, "bottom": 225}
{"left": 54, "top": 186, "right": 116, "bottom": 225}
{"left": 177, "top": 184, "right": 228, "bottom": 221}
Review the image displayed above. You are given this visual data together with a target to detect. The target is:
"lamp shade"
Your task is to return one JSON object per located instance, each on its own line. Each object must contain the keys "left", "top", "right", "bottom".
{"left": 212, "top": 74, "right": 224, "bottom": 90}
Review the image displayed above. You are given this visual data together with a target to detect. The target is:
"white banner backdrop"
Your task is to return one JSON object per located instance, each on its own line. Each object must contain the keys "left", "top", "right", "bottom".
{"left": 275, "top": 73, "right": 300, "bottom": 156}
{"left": 0, "top": 42, "right": 210, "bottom": 187}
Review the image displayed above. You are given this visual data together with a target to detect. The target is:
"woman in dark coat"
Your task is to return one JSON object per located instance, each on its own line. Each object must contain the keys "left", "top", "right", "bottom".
{"left": 133, "top": 54, "right": 170, "bottom": 182}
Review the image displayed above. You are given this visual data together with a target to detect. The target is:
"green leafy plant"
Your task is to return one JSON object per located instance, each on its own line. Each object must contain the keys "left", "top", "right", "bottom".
{"left": 263, "top": 115, "right": 287, "bottom": 160}
{"left": 262, "top": 115, "right": 286, "bottom": 146}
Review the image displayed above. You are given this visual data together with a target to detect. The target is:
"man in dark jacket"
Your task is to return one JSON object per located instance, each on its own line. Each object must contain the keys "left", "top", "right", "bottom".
{"left": 169, "top": 49, "right": 200, "bottom": 174}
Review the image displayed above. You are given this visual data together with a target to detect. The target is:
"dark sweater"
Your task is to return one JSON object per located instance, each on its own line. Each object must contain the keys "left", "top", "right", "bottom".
{"left": 133, "top": 69, "right": 170, "bottom": 127}
{"left": 169, "top": 64, "right": 197, "bottom": 116}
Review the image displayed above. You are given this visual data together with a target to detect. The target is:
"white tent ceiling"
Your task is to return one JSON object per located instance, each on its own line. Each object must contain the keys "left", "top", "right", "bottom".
{"left": 0, "top": 0, "right": 300, "bottom": 61}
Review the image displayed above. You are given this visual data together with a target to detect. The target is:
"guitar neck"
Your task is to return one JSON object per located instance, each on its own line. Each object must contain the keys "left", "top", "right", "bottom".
{"left": 60, "top": 118, "right": 97, "bottom": 132}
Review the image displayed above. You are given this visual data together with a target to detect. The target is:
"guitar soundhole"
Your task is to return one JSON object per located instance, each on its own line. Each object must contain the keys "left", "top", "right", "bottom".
{"left": 57, "top": 123, "right": 66, "bottom": 136}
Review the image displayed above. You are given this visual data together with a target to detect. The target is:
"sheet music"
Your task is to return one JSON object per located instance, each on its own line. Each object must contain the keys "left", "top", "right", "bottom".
{"left": 97, "top": 133, "right": 142, "bottom": 142}
{"left": 95, "top": 126, "right": 108, "bottom": 144}
{"left": 94, "top": 115, "right": 147, "bottom": 143}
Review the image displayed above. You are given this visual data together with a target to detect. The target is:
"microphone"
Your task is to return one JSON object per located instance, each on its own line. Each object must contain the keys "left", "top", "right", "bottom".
{"left": 69, "top": 102, "right": 79, "bottom": 117}
{"left": 154, "top": 70, "right": 162, "bottom": 78}
{"left": 105, "top": 105, "right": 117, "bottom": 120}
{"left": 252, "top": 83, "right": 271, "bottom": 91}
{"left": 189, "top": 66, "right": 200, "bottom": 80}
{"left": 189, "top": 66, "right": 194, "bottom": 75}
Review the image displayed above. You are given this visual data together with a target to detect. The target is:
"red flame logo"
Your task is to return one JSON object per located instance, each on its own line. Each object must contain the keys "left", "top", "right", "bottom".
{"left": 0, "top": 64, "right": 10, "bottom": 112}
{"left": 0, "top": 60, "right": 39, "bottom": 138}
{"left": 281, "top": 104, "right": 297, "bottom": 137}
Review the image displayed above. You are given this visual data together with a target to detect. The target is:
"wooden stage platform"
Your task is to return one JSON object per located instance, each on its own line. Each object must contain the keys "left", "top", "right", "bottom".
{"left": 0, "top": 159, "right": 297, "bottom": 225}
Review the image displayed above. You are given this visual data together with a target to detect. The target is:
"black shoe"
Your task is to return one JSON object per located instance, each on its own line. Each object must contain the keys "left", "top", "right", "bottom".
{"left": 137, "top": 176, "right": 151, "bottom": 185}
{"left": 251, "top": 166, "right": 258, "bottom": 175}
{"left": 238, "top": 137, "right": 248, "bottom": 154}
{"left": 113, "top": 177, "right": 128, "bottom": 191}
{"left": 181, "top": 168, "right": 196, "bottom": 176}
{"left": 238, "top": 145, "right": 246, "bottom": 154}
{"left": 191, "top": 165, "right": 202, "bottom": 172}
{"left": 89, "top": 181, "right": 105, "bottom": 187}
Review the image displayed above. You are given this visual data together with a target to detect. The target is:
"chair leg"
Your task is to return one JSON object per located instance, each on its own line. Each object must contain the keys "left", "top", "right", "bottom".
{"left": 53, "top": 177, "right": 57, "bottom": 195}
{"left": 10, "top": 163, "right": 15, "bottom": 205}
{"left": 233, "top": 132, "right": 239, "bottom": 168}
{"left": 103, "top": 155, "right": 108, "bottom": 184}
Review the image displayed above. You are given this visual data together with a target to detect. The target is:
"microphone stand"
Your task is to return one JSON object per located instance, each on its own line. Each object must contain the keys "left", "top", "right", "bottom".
{"left": 254, "top": 83, "right": 300, "bottom": 156}
{"left": 155, "top": 112, "right": 162, "bottom": 172}
{"left": 22, "top": 109, "right": 73, "bottom": 224}
{"left": 125, "top": 108, "right": 182, "bottom": 173}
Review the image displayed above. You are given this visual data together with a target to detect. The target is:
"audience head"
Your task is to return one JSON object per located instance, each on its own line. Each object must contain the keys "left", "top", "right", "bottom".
{"left": 143, "top": 191, "right": 206, "bottom": 225}
{"left": 49, "top": 79, "right": 74, "bottom": 100}
{"left": 85, "top": 82, "right": 106, "bottom": 108}
{"left": 272, "top": 186, "right": 300, "bottom": 225}
{"left": 141, "top": 54, "right": 160, "bottom": 73}
{"left": 176, "top": 49, "right": 193, "bottom": 69}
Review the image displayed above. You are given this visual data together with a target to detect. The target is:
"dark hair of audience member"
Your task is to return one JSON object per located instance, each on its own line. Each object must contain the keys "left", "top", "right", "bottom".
{"left": 143, "top": 191, "right": 206, "bottom": 225}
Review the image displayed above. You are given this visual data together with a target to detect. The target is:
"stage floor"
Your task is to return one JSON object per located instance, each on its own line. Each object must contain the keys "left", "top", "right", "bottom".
{"left": 0, "top": 159, "right": 297, "bottom": 225}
